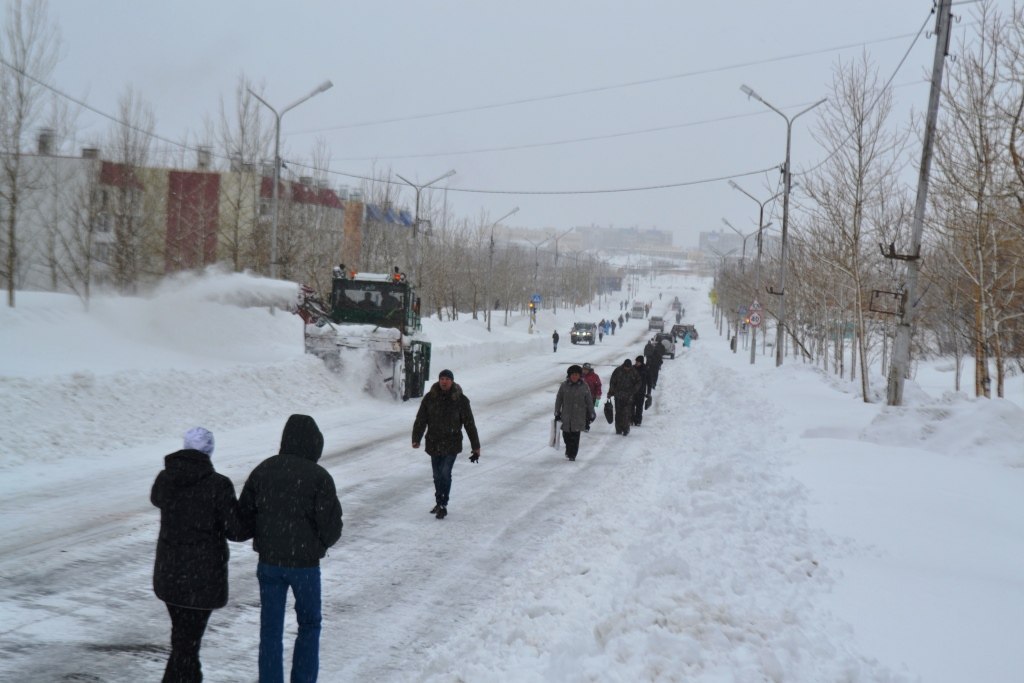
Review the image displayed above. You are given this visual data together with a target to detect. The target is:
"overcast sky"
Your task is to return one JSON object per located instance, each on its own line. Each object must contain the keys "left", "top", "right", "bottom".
{"left": 42, "top": 0, "right": 987, "bottom": 248}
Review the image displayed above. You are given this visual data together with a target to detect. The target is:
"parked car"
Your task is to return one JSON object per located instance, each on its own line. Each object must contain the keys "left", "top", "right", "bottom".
{"left": 648, "top": 315, "right": 665, "bottom": 331}
{"left": 653, "top": 332, "right": 676, "bottom": 359}
{"left": 672, "top": 323, "right": 699, "bottom": 341}
{"left": 570, "top": 322, "right": 597, "bottom": 345}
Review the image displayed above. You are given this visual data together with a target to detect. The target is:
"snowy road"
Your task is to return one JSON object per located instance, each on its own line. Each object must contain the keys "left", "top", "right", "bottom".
{"left": 0, "top": 323, "right": 657, "bottom": 681}
{"left": 5, "top": 277, "right": 1021, "bottom": 681}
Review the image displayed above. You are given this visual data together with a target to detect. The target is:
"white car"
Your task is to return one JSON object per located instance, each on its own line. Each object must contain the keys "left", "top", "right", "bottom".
{"left": 653, "top": 332, "right": 676, "bottom": 359}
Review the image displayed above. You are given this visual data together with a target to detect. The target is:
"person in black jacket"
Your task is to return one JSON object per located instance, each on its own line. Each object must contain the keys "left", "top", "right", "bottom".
{"left": 239, "top": 414, "right": 343, "bottom": 683}
{"left": 607, "top": 359, "right": 641, "bottom": 436}
{"left": 632, "top": 355, "right": 651, "bottom": 426}
{"left": 151, "top": 426, "right": 249, "bottom": 683}
{"left": 412, "top": 369, "right": 481, "bottom": 519}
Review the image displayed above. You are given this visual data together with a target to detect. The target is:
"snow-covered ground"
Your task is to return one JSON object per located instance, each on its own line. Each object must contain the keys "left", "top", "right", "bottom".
{"left": 1, "top": 270, "right": 1022, "bottom": 682}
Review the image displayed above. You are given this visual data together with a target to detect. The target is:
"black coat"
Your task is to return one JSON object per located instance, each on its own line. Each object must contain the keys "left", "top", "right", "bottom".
{"left": 644, "top": 341, "right": 664, "bottom": 370}
{"left": 151, "top": 449, "right": 249, "bottom": 609}
{"left": 608, "top": 364, "right": 641, "bottom": 399}
{"left": 239, "top": 415, "right": 343, "bottom": 568}
{"left": 412, "top": 382, "right": 481, "bottom": 457}
{"left": 633, "top": 363, "right": 650, "bottom": 397}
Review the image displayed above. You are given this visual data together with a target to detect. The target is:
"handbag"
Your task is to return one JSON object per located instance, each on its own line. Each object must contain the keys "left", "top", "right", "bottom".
{"left": 603, "top": 400, "right": 614, "bottom": 424}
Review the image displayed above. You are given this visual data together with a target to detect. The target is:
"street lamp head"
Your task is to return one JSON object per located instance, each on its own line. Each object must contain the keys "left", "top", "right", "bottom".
{"left": 315, "top": 80, "right": 334, "bottom": 94}
{"left": 740, "top": 84, "right": 759, "bottom": 101}
{"left": 728, "top": 179, "right": 740, "bottom": 190}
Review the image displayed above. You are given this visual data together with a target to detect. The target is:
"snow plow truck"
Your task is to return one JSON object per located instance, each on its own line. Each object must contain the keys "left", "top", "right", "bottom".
{"left": 298, "top": 266, "right": 431, "bottom": 401}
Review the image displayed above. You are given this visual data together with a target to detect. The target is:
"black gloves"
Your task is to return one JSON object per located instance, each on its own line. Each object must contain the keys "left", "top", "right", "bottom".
{"left": 554, "top": 413, "right": 561, "bottom": 422}
{"left": 469, "top": 450, "right": 480, "bottom": 463}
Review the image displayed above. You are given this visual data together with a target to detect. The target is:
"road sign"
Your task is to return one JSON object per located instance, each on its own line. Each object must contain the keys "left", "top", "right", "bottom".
{"left": 750, "top": 299, "right": 762, "bottom": 311}
{"left": 739, "top": 305, "right": 748, "bottom": 316}
{"left": 530, "top": 293, "right": 542, "bottom": 303}
{"left": 748, "top": 311, "right": 763, "bottom": 327}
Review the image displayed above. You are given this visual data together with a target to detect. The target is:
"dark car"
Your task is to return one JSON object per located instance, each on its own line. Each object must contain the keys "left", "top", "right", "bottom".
{"left": 671, "top": 324, "right": 698, "bottom": 341}
{"left": 570, "top": 322, "right": 597, "bottom": 345}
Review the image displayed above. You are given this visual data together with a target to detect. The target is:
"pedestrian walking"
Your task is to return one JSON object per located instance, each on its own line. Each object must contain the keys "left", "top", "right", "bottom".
{"left": 644, "top": 338, "right": 664, "bottom": 390}
{"left": 554, "top": 365, "right": 596, "bottom": 461}
{"left": 611, "top": 319, "right": 617, "bottom": 335}
{"left": 412, "top": 369, "right": 481, "bottom": 519}
{"left": 239, "top": 415, "right": 343, "bottom": 683}
{"left": 607, "top": 359, "right": 642, "bottom": 436}
{"left": 581, "top": 362, "right": 603, "bottom": 415}
{"left": 552, "top": 330, "right": 559, "bottom": 353}
{"left": 152, "top": 427, "right": 250, "bottom": 683}
{"left": 632, "top": 356, "right": 651, "bottom": 426}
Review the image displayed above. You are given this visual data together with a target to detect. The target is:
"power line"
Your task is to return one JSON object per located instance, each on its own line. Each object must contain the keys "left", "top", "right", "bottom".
{"left": 0, "top": 54, "right": 218, "bottom": 160}
{"left": 285, "top": 158, "right": 782, "bottom": 196}
{"left": 292, "top": 30, "right": 927, "bottom": 135}
{"left": 797, "top": 9, "right": 933, "bottom": 176}
{"left": 333, "top": 110, "right": 778, "bottom": 161}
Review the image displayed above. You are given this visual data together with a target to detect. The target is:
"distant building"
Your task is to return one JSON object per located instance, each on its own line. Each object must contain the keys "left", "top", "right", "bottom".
{"left": 8, "top": 133, "right": 355, "bottom": 295}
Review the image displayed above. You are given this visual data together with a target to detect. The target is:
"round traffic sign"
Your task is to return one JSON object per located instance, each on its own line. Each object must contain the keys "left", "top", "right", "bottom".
{"left": 748, "top": 311, "right": 762, "bottom": 327}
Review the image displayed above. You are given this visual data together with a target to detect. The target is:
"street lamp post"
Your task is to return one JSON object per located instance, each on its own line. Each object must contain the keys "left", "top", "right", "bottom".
{"left": 525, "top": 236, "right": 551, "bottom": 291}
{"left": 729, "top": 180, "right": 784, "bottom": 364}
{"left": 740, "top": 85, "right": 825, "bottom": 366}
{"left": 550, "top": 227, "right": 574, "bottom": 313}
{"left": 524, "top": 236, "right": 550, "bottom": 334}
{"left": 721, "top": 218, "right": 758, "bottom": 272}
{"left": 708, "top": 246, "right": 739, "bottom": 339}
{"left": 248, "top": 80, "right": 333, "bottom": 279}
{"left": 484, "top": 206, "right": 519, "bottom": 332}
{"left": 397, "top": 169, "right": 456, "bottom": 289}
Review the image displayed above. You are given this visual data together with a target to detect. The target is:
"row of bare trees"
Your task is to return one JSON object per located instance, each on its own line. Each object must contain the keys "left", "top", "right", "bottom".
{"left": 0, "top": 0, "right": 607, "bottom": 321}
{"left": 713, "top": 1, "right": 1024, "bottom": 401}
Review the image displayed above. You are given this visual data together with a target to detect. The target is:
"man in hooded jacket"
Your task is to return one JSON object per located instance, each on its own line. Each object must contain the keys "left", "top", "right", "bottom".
{"left": 239, "top": 414, "right": 343, "bottom": 683}
{"left": 412, "top": 369, "right": 481, "bottom": 519}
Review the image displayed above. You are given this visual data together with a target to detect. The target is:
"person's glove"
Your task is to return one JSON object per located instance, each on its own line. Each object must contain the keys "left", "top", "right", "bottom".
{"left": 594, "top": 398, "right": 600, "bottom": 408}
{"left": 469, "top": 449, "right": 480, "bottom": 463}
{"left": 555, "top": 413, "right": 561, "bottom": 422}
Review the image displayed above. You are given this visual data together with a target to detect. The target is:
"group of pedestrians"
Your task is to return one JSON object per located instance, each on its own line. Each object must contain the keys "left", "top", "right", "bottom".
{"left": 552, "top": 331, "right": 666, "bottom": 460}
{"left": 151, "top": 311, "right": 677, "bottom": 679}
{"left": 153, "top": 367, "right": 484, "bottom": 681}
{"left": 151, "top": 416, "right": 342, "bottom": 683}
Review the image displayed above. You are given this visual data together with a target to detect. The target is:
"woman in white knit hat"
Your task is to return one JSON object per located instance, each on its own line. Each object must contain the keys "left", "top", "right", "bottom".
{"left": 151, "top": 427, "right": 250, "bottom": 682}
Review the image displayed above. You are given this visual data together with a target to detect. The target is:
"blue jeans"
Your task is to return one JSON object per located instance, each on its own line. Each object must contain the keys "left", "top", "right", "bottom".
{"left": 431, "top": 453, "right": 457, "bottom": 507}
{"left": 257, "top": 563, "right": 322, "bottom": 683}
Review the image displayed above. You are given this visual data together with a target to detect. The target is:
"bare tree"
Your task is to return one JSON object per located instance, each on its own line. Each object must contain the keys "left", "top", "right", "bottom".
{"left": 214, "top": 74, "right": 272, "bottom": 273}
{"left": 931, "top": 1, "right": 1021, "bottom": 397}
{"left": 104, "top": 85, "right": 158, "bottom": 294}
{"left": 802, "top": 52, "right": 908, "bottom": 401}
{"left": 0, "top": 0, "right": 59, "bottom": 306}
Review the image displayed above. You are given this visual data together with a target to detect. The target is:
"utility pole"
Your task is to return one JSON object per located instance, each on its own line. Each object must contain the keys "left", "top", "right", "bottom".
{"left": 886, "top": 0, "right": 952, "bottom": 406}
